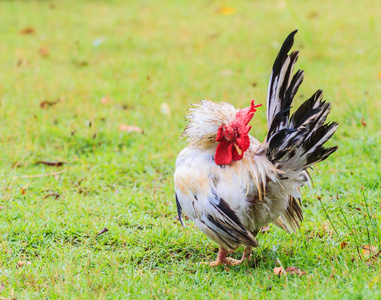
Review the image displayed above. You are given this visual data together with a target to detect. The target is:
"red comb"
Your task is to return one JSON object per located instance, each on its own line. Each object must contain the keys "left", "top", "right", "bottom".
{"left": 234, "top": 100, "right": 262, "bottom": 125}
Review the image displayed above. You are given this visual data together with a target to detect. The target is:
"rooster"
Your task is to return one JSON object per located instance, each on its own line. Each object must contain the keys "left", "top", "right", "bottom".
{"left": 174, "top": 30, "right": 338, "bottom": 266}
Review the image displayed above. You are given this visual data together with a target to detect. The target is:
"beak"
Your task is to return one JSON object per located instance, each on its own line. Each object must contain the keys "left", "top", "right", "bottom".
{"left": 234, "top": 143, "right": 242, "bottom": 156}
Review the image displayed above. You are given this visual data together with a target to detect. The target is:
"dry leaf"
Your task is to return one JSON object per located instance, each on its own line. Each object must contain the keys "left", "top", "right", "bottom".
{"left": 274, "top": 266, "right": 284, "bottom": 275}
{"left": 119, "top": 124, "right": 144, "bottom": 133}
{"left": 285, "top": 266, "right": 306, "bottom": 276}
{"left": 40, "top": 99, "right": 59, "bottom": 108}
{"left": 101, "top": 96, "right": 110, "bottom": 104}
{"left": 361, "top": 118, "right": 367, "bottom": 127}
{"left": 308, "top": 11, "right": 318, "bottom": 19}
{"left": 20, "top": 27, "right": 35, "bottom": 34}
{"left": 362, "top": 245, "right": 377, "bottom": 257}
{"left": 274, "top": 266, "right": 306, "bottom": 276}
{"left": 160, "top": 103, "right": 171, "bottom": 115}
{"left": 17, "top": 261, "right": 31, "bottom": 268}
{"left": 96, "top": 227, "right": 109, "bottom": 237}
{"left": 219, "top": 6, "right": 235, "bottom": 15}
{"left": 340, "top": 241, "right": 348, "bottom": 249}
{"left": 366, "top": 250, "right": 381, "bottom": 266}
{"left": 39, "top": 47, "right": 49, "bottom": 57}
{"left": 76, "top": 60, "right": 89, "bottom": 67}
{"left": 36, "top": 161, "right": 65, "bottom": 167}
{"left": 44, "top": 193, "right": 60, "bottom": 200}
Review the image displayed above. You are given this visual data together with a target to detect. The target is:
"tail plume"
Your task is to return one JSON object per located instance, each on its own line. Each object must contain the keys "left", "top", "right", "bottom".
{"left": 264, "top": 30, "right": 338, "bottom": 232}
{"left": 266, "top": 31, "right": 338, "bottom": 172}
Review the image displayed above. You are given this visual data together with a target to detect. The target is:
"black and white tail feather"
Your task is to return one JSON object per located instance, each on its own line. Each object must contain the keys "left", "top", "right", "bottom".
{"left": 265, "top": 30, "right": 338, "bottom": 232}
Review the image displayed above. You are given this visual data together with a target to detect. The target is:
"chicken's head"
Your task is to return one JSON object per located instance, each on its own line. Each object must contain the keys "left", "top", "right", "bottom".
{"left": 215, "top": 100, "right": 261, "bottom": 165}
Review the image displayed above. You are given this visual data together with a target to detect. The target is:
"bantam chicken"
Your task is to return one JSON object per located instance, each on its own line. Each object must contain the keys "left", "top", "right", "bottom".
{"left": 174, "top": 30, "right": 338, "bottom": 266}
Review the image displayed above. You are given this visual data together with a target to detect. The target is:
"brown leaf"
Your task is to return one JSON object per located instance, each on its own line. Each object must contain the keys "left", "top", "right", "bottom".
{"left": 308, "top": 11, "right": 319, "bottom": 19}
{"left": 39, "top": 47, "right": 50, "bottom": 57}
{"left": 365, "top": 250, "right": 381, "bottom": 266}
{"left": 76, "top": 60, "right": 89, "bottom": 67}
{"left": 274, "top": 266, "right": 306, "bottom": 276}
{"left": 20, "top": 27, "right": 35, "bottom": 34}
{"left": 274, "top": 266, "right": 284, "bottom": 275}
{"left": 361, "top": 118, "right": 367, "bottom": 127}
{"left": 119, "top": 124, "right": 144, "bottom": 133}
{"left": 361, "top": 245, "right": 377, "bottom": 257}
{"left": 285, "top": 266, "right": 306, "bottom": 276}
{"left": 44, "top": 193, "right": 60, "bottom": 200}
{"left": 17, "top": 261, "right": 31, "bottom": 268}
{"left": 340, "top": 241, "right": 348, "bottom": 249}
{"left": 96, "top": 227, "right": 109, "bottom": 237}
{"left": 40, "top": 99, "right": 59, "bottom": 108}
{"left": 36, "top": 161, "right": 65, "bottom": 167}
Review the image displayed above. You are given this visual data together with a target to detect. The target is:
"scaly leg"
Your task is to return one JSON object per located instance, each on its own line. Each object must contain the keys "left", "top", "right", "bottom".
{"left": 201, "top": 246, "right": 230, "bottom": 266}
{"left": 202, "top": 246, "right": 252, "bottom": 267}
{"left": 226, "top": 246, "right": 252, "bottom": 266}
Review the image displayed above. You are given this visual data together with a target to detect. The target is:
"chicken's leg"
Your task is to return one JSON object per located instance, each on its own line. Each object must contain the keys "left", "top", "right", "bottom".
{"left": 226, "top": 246, "right": 252, "bottom": 266}
{"left": 201, "top": 246, "right": 230, "bottom": 266}
{"left": 202, "top": 246, "right": 252, "bottom": 266}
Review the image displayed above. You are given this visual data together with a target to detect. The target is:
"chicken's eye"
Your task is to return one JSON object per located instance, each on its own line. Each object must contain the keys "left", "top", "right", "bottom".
{"left": 225, "top": 130, "right": 232, "bottom": 140}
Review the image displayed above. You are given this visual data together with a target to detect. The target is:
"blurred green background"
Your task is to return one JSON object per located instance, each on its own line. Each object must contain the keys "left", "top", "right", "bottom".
{"left": 0, "top": 0, "right": 380, "bottom": 299}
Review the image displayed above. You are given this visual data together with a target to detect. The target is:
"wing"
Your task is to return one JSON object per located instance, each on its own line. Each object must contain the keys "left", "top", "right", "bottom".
{"left": 175, "top": 188, "right": 258, "bottom": 250}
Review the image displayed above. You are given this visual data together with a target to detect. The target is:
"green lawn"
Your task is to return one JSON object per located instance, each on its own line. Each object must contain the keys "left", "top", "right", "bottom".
{"left": 0, "top": 0, "right": 380, "bottom": 299}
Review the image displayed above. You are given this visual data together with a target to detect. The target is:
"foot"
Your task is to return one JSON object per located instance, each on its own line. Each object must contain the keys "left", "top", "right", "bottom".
{"left": 201, "top": 246, "right": 252, "bottom": 266}
{"left": 226, "top": 246, "right": 252, "bottom": 266}
{"left": 201, "top": 247, "right": 230, "bottom": 266}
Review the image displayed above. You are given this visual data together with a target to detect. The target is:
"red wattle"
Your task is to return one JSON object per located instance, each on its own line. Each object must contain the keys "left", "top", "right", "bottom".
{"left": 215, "top": 140, "right": 233, "bottom": 165}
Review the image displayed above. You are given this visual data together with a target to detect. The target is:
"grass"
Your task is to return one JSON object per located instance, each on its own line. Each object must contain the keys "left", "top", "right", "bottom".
{"left": 0, "top": 0, "right": 380, "bottom": 298}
